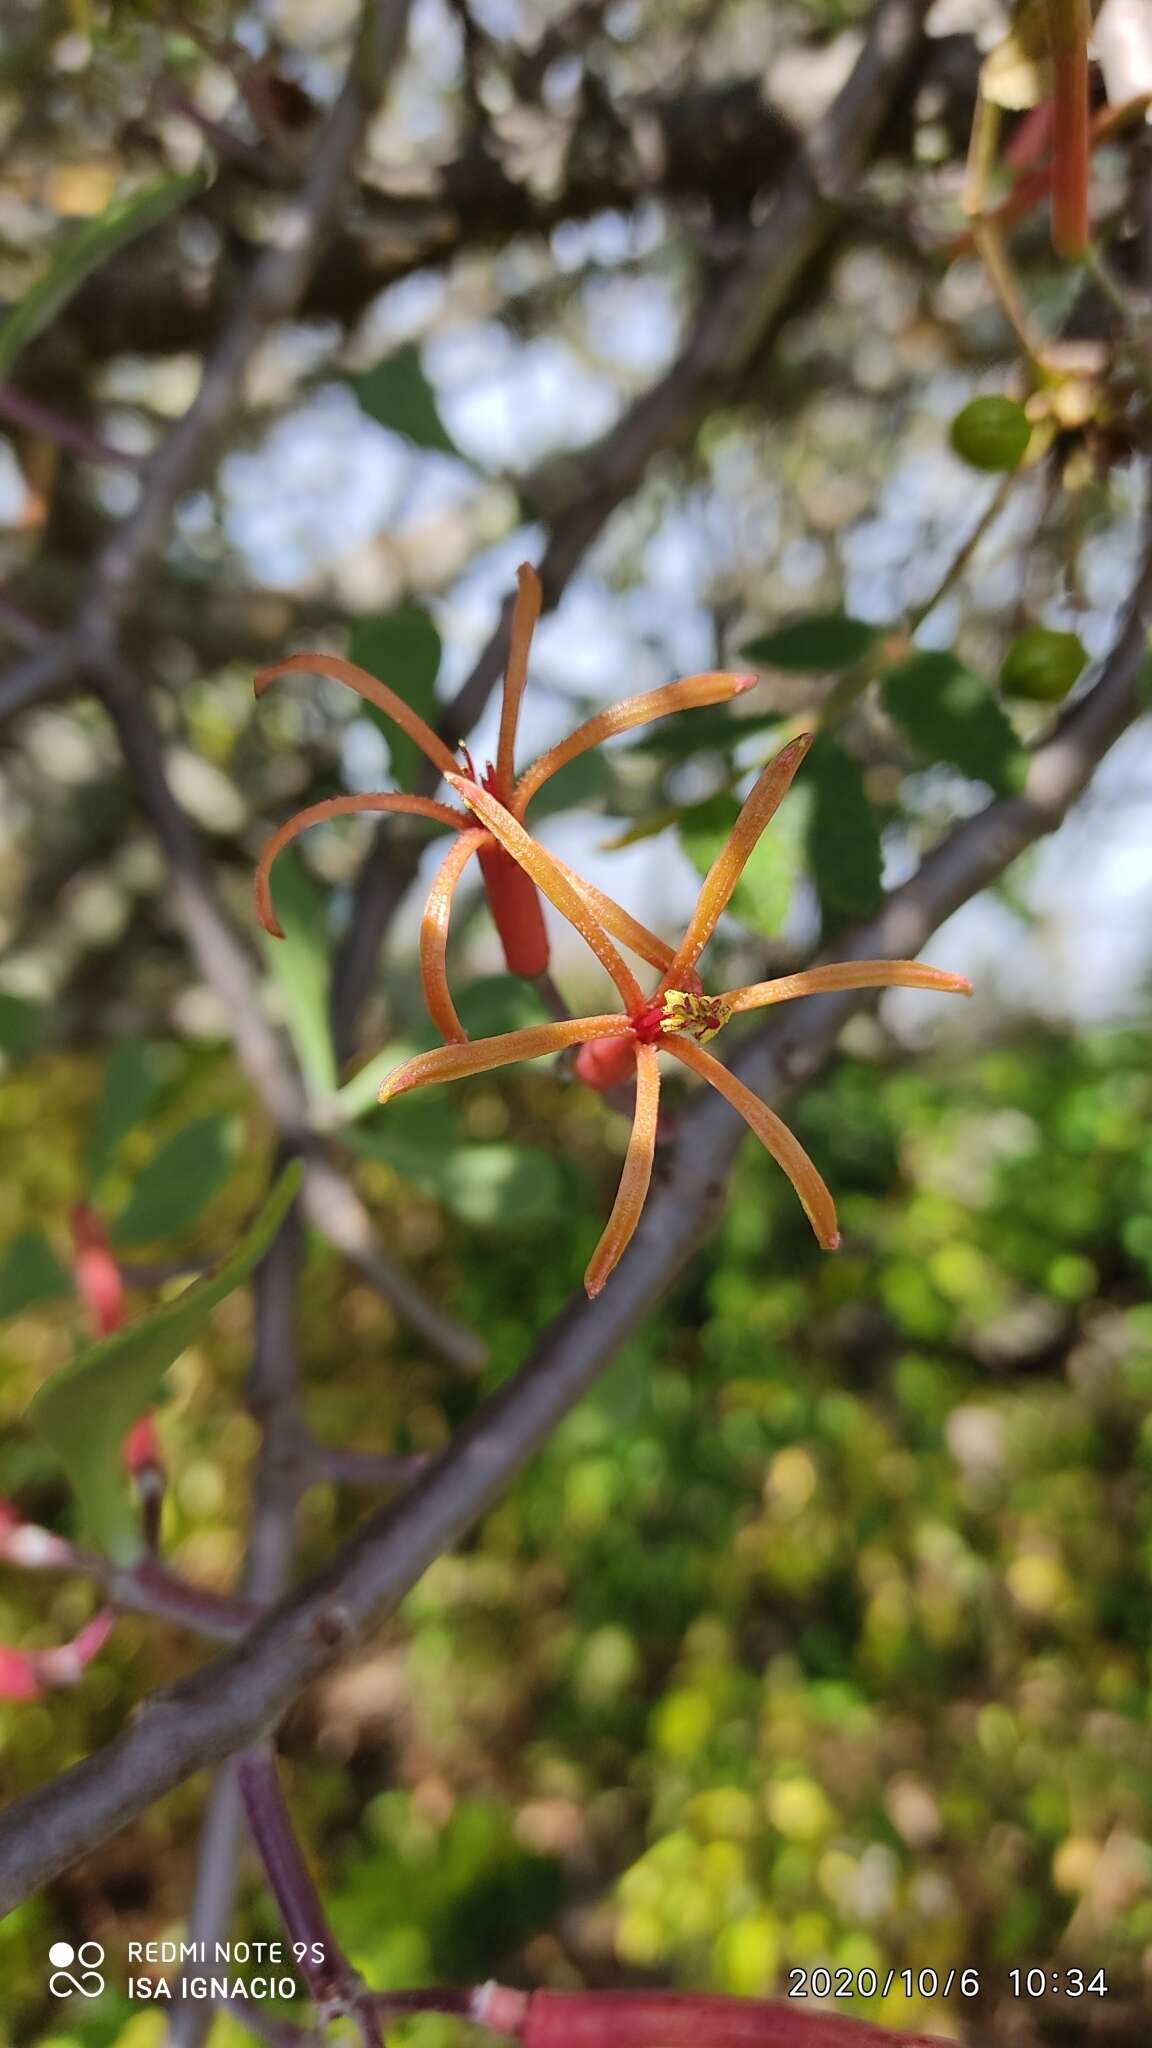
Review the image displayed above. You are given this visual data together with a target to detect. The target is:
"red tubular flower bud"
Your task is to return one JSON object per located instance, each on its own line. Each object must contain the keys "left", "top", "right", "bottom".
{"left": 121, "top": 1415, "right": 162, "bottom": 1476}
{"left": 476, "top": 839, "right": 550, "bottom": 978}
{"left": 70, "top": 1202, "right": 125, "bottom": 1336}
{"left": 517, "top": 1991, "right": 948, "bottom": 2048}
{"left": 574, "top": 1037, "right": 636, "bottom": 1092}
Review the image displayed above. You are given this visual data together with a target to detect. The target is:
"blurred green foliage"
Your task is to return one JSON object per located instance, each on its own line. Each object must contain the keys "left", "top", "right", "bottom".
{"left": 3, "top": 1020, "right": 1152, "bottom": 2042}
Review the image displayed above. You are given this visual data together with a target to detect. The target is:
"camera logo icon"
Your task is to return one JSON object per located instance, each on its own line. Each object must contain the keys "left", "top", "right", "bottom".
{"left": 48, "top": 1940, "right": 106, "bottom": 1997}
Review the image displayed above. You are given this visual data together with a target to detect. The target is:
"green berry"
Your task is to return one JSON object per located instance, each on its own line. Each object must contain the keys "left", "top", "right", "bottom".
{"left": 950, "top": 396, "right": 1032, "bottom": 473}
{"left": 1000, "top": 627, "right": 1088, "bottom": 702}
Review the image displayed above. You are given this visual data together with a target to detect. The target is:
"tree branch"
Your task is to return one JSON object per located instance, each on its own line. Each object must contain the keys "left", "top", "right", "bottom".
{"left": 89, "top": 651, "right": 485, "bottom": 1374}
{"left": 1, "top": 479, "right": 1147, "bottom": 1916}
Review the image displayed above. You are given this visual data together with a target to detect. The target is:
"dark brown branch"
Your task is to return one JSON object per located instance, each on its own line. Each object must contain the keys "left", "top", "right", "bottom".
{"left": 1, "top": 480, "right": 1147, "bottom": 1916}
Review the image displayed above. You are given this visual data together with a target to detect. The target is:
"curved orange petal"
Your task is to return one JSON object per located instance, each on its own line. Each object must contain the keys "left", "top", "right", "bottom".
{"left": 550, "top": 858, "right": 675, "bottom": 974}
{"left": 495, "top": 563, "right": 542, "bottom": 798}
{"left": 665, "top": 1035, "right": 839, "bottom": 1250}
{"left": 378, "top": 1014, "right": 631, "bottom": 1103}
{"left": 446, "top": 776, "right": 644, "bottom": 1012}
{"left": 584, "top": 1043, "right": 660, "bottom": 1298}
{"left": 661, "top": 733, "right": 813, "bottom": 988}
{"left": 255, "top": 653, "right": 460, "bottom": 782}
{"left": 420, "top": 828, "right": 488, "bottom": 1043}
{"left": 727, "top": 961, "right": 972, "bottom": 1013}
{"left": 254, "top": 793, "right": 462, "bottom": 939}
{"left": 514, "top": 672, "right": 757, "bottom": 814}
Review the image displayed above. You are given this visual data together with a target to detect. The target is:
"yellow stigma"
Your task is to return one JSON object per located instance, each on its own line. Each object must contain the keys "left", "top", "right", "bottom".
{"left": 660, "top": 989, "right": 733, "bottom": 1044}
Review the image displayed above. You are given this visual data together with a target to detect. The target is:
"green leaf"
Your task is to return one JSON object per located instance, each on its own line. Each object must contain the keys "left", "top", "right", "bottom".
{"left": 87, "top": 1040, "right": 168, "bottom": 1186}
{"left": 30, "top": 1165, "right": 301, "bottom": 1560}
{"left": 522, "top": 747, "right": 611, "bottom": 820}
{"left": 347, "top": 606, "right": 442, "bottom": 791}
{"left": 435, "top": 1146, "right": 569, "bottom": 1229}
{"left": 0, "top": 993, "right": 42, "bottom": 1063}
{"left": 741, "top": 614, "right": 881, "bottom": 674}
{"left": 0, "top": 172, "right": 205, "bottom": 381}
{"left": 260, "top": 850, "right": 336, "bottom": 1095}
{"left": 949, "top": 396, "right": 1031, "bottom": 473}
{"left": 1000, "top": 626, "right": 1088, "bottom": 702}
{"left": 454, "top": 975, "right": 551, "bottom": 1041}
{"left": 800, "top": 735, "right": 884, "bottom": 924}
{"left": 679, "top": 791, "right": 803, "bottom": 937}
{"left": 883, "top": 652, "right": 1026, "bottom": 794}
{"left": 625, "top": 704, "right": 787, "bottom": 762}
{"left": 332, "top": 1041, "right": 419, "bottom": 1123}
{"left": 0, "top": 1231, "right": 70, "bottom": 1319}
{"left": 110, "top": 1115, "right": 240, "bottom": 1248}
{"left": 352, "top": 1114, "right": 568, "bottom": 1230}
{"left": 352, "top": 345, "right": 459, "bottom": 457}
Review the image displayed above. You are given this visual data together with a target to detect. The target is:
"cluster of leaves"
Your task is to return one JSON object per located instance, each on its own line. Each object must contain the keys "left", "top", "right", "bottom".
{"left": 3, "top": 1021, "right": 1152, "bottom": 2043}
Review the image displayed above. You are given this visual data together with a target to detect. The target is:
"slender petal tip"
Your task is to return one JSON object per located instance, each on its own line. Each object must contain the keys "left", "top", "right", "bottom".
{"left": 779, "top": 730, "right": 815, "bottom": 767}
{"left": 731, "top": 672, "right": 758, "bottom": 695}
{"left": 253, "top": 873, "right": 285, "bottom": 941}
{"left": 824, "top": 1230, "right": 842, "bottom": 1252}
{"left": 252, "top": 665, "right": 278, "bottom": 699}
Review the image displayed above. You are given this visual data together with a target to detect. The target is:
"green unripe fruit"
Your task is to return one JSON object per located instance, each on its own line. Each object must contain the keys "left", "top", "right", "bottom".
{"left": 1000, "top": 627, "right": 1087, "bottom": 702}
{"left": 950, "top": 396, "right": 1032, "bottom": 473}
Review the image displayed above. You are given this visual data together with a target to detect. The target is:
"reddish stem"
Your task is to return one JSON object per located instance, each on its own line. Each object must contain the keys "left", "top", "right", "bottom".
{"left": 235, "top": 1747, "right": 379, "bottom": 2042}
{"left": 455, "top": 1988, "right": 952, "bottom": 2048}
{"left": 1045, "top": 0, "right": 1091, "bottom": 259}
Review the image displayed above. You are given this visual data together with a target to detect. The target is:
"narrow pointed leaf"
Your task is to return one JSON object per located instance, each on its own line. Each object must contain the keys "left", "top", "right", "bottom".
{"left": 0, "top": 172, "right": 205, "bottom": 380}
{"left": 111, "top": 1116, "right": 240, "bottom": 1247}
{"left": 259, "top": 849, "right": 337, "bottom": 1094}
{"left": 800, "top": 734, "right": 884, "bottom": 923}
{"left": 88, "top": 1040, "right": 169, "bottom": 1186}
{"left": 883, "top": 651, "right": 1026, "bottom": 793}
{"left": 352, "top": 345, "right": 459, "bottom": 456}
{"left": 741, "top": 614, "right": 881, "bottom": 674}
{"left": 0, "top": 1231, "right": 70, "bottom": 1319}
{"left": 30, "top": 1165, "right": 301, "bottom": 1560}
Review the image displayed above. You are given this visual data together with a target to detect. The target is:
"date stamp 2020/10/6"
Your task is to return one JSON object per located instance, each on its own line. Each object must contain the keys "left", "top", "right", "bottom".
{"left": 787, "top": 1964, "right": 1109, "bottom": 2002}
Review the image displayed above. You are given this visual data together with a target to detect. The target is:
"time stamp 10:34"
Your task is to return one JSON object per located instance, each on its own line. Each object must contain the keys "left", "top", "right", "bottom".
{"left": 786, "top": 1966, "right": 1109, "bottom": 2000}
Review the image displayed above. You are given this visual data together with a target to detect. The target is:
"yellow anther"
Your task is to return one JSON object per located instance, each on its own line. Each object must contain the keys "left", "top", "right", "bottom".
{"left": 660, "top": 990, "right": 733, "bottom": 1044}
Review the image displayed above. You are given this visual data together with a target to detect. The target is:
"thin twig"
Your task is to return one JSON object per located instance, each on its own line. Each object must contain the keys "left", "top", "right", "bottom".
{"left": 1, "top": 483, "right": 1148, "bottom": 1913}
{"left": 235, "top": 1746, "right": 380, "bottom": 2043}
{"left": 0, "top": 384, "right": 144, "bottom": 469}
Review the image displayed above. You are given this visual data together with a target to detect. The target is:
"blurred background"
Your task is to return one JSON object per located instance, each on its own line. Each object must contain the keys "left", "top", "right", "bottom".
{"left": 2, "top": 0, "right": 1152, "bottom": 2043}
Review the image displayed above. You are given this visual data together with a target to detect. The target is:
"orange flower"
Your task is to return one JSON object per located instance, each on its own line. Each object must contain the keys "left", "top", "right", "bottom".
{"left": 377, "top": 735, "right": 971, "bottom": 1297}
{"left": 253, "top": 563, "right": 754, "bottom": 1042}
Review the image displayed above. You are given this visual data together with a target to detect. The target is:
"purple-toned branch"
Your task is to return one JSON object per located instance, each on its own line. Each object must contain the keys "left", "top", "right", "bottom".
{"left": 0, "top": 486, "right": 1148, "bottom": 1913}
{"left": 164, "top": 1206, "right": 308, "bottom": 2048}
{"left": 235, "top": 1746, "right": 380, "bottom": 2044}
{"left": 0, "top": 1507, "right": 255, "bottom": 1640}
{"left": 0, "top": 383, "right": 144, "bottom": 468}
